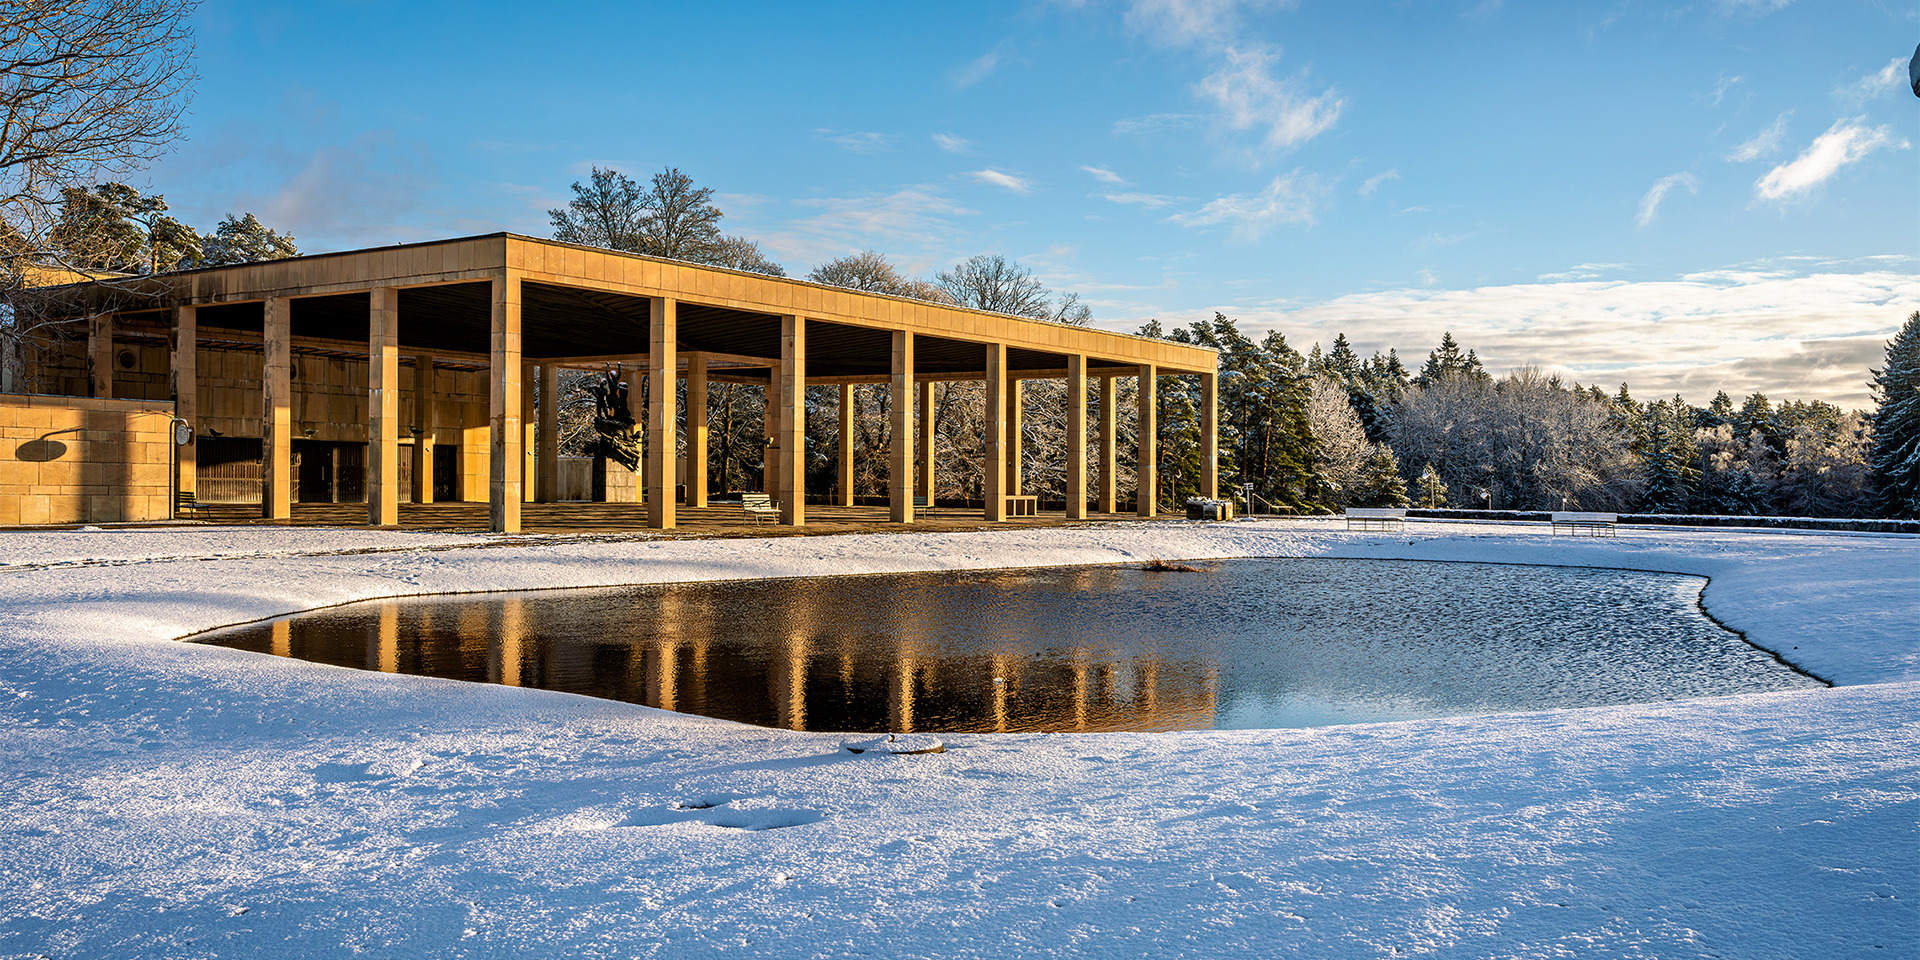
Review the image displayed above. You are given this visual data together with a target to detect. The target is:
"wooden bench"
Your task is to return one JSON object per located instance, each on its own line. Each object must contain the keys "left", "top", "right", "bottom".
{"left": 174, "top": 490, "right": 200, "bottom": 518}
{"left": 1005, "top": 495, "right": 1038, "bottom": 517}
{"left": 1551, "top": 511, "right": 1617, "bottom": 537}
{"left": 1344, "top": 507, "right": 1406, "bottom": 531}
{"left": 741, "top": 493, "right": 780, "bottom": 523}
{"left": 913, "top": 495, "right": 930, "bottom": 510}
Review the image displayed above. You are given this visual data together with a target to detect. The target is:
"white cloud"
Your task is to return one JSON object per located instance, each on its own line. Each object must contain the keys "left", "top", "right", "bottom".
{"left": 1726, "top": 113, "right": 1788, "bottom": 162}
{"left": 1112, "top": 113, "right": 1202, "bottom": 137}
{"left": 951, "top": 44, "right": 1006, "bottom": 89}
{"left": 1169, "top": 171, "right": 1326, "bottom": 240}
{"left": 1839, "top": 56, "right": 1906, "bottom": 108}
{"left": 1104, "top": 192, "right": 1180, "bottom": 208}
{"left": 1183, "top": 259, "right": 1920, "bottom": 408}
{"left": 1196, "top": 45, "right": 1343, "bottom": 155}
{"left": 932, "top": 133, "right": 971, "bottom": 154}
{"left": 762, "top": 187, "right": 976, "bottom": 266}
{"left": 1537, "top": 263, "right": 1631, "bottom": 282}
{"left": 1081, "top": 165, "right": 1127, "bottom": 184}
{"left": 1636, "top": 171, "right": 1697, "bottom": 228}
{"left": 1755, "top": 118, "right": 1906, "bottom": 201}
{"left": 1707, "top": 74, "right": 1742, "bottom": 107}
{"left": 1358, "top": 168, "right": 1399, "bottom": 197}
{"left": 1123, "top": 0, "right": 1280, "bottom": 47}
{"left": 966, "top": 169, "right": 1035, "bottom": 194}
{"left": 1715, "top": 0, "right": 1792, "bottom": 14}
{"left": 818, "top": 130, "right": 893, "bottom": 153}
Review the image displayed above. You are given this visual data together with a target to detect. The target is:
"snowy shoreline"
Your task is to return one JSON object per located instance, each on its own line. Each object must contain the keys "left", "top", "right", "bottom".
{"left": 1, "top": 519, "right": 1914, "bottom": 958}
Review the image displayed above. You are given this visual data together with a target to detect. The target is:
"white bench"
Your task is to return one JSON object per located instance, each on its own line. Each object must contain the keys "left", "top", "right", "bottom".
{"left": 741, "top": 493, "right": 780, "bottom": 523}
{"left": 1551, "top": 511, "right": 1617, "bottom": 537}
{"left": 1345, "top": 507, "right": 1406, "bottom": 532}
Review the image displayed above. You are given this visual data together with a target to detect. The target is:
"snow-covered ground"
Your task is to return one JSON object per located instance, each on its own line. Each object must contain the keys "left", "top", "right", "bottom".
{"left": 0, "top": 518, "right": 1913, "bottom": 958}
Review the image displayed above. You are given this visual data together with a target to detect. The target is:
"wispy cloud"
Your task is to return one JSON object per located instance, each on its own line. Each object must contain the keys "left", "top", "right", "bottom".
{"left": 932, "top": 133, "right": 971, "bottom": 154}
{"left": 1104, "top": 192, "right": 1180, "bottom": 208}
{"left": 1727, "top": 113, "right": 1789, "bottom": 162}
{"left": 966, "top": 169, "right": 1035, "bottom": 194}
{"left": 817, "top": 130, "right": 894, "bottom": 153}
{"left": 1358, "top": 168, "right": 1399, "bottom": 197}
{"left": 1715, "top": 0, "right": 1793, "bottom": 15}
{"left": 1839, "top": 56, "right": 1906, "bottom": 108}
{"left": 1195, "top": 44, "right": 1343, "bottom": 156}
{"left": 1755, "top": 118, "right": 1906, "bottom": 201}
{"left": 1081, "top": 165, "right": 1127, "bottom": 184}
{"left": 1537, "top": 263, "right": 1630, "bottom": 282}
{"left": 1637, "top": 171, "right": 1698, "bottom": 228}
{"left": 951, "top": 43, "right": 1007, "bottom": 89}
{"left": 1112, "top": 112, "right": 1202, "bottom": 137}
{"left": 1169, "top": 171, "right": 1326, "bottom": 240}
{"left": 763, "top": 187, "right": 976, "bottom": 266}
{"left": 1707, "top": 74, "right": 1743, "bottom": 107}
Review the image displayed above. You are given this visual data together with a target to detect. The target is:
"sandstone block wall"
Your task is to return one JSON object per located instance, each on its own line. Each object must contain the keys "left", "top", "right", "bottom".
{"left": 0, "top": 395, "right": 175, "bottom": 525}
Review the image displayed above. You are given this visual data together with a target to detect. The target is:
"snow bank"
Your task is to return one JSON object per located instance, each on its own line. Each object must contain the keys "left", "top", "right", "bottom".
{"left": 0, "top": 519, "right": 1913, "bottom": 958}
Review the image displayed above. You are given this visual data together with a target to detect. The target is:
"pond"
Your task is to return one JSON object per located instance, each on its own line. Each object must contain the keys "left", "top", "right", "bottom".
{"left": 196, "top": 559, "right": 1821, "bottom": 733}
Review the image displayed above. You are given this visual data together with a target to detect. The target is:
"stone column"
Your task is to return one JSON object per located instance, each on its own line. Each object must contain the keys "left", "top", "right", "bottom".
{"left": 1098, "top": 375, "right": 1117, "bottom": 514}
{"left": 411, "top": 356, "right": 435, "bottom": 503}
{"left": 520, "top": 361, "right": 537, "bottom": 503}
{"left": 686, "top": 354, "right": 708, "bottom": 507}
{"left": 918, "top": 380, "right": 935, "bottom": 503}
{"left": 1007, "top": 379, "right": 1023, "bottom": 496}
{"left": 837, "top": 383, "right": 855, "bottom": 507}
{"left": 890, "top": 331, "right": 914, "bottom": 523}
{"left": 1136, "top": 364, "right": 1157, "bottom": 518}
{"left": 1066, "top": 355, "right": 1087, "bottom": 520}
{"left": 488, "top": 276, "right": 523, "bottom": 533}
{"left": 537, "top": 363, "right": 559, "bottom": 502}
{"left": 762, "top": 363, "right": 779, "bottom": 496}
{"left": 88, "top": 312, "right": 113, "bottom": 399}
{"left": 984, "top": 343, "right": 1008, "bottom": 521}
{"left": 367, "top": 287, "right": 400, "bottom": 526}
{"left": 170, "top": 306, "right": 197, "bottom": 502}
{"left": 646, "top": 297, "right": 676, "bottom": 529}
{"left": 778, "top": 316, "right": 806, "bottom": 526}
{"left": 263, "top": 297, "right": 292, "bottom": 520}
{"left": 1201, "top": 369, "right": 1219, "bottom": 499}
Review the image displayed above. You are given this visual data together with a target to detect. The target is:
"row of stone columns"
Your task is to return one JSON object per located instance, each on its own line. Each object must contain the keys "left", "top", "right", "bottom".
{"left": 152, "top": 286, "right": 1214, "bottom": 533}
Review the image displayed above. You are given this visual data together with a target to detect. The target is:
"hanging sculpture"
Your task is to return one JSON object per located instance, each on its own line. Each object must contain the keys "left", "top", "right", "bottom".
{"left": 577, "top": 366, "right": 640, "bottom": 472}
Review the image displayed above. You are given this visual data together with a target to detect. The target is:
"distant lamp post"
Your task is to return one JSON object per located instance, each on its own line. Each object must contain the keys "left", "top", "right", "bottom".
{"left": 1479, "top": 487, "right": 1491, "bottom": 511}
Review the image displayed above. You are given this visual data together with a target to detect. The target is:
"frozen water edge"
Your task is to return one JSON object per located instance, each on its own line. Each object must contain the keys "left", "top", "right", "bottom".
{"left": 0, "top": 518, "right": 1914, "bottom": 958}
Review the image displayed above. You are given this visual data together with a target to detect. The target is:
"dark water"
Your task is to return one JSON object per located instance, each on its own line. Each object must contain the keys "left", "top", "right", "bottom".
{"left": 197, "top": 560, "right": 1820, "bottom": 733}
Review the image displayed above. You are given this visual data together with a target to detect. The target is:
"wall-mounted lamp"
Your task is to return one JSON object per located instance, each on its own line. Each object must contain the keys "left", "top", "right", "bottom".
{"left": 302, "top": 427, "right": 316, "bottom": 438}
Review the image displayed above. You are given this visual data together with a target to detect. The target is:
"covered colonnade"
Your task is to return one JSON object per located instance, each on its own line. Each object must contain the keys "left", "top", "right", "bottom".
{"left": 59, "top": 234, "right": 1220, "bottom": 533}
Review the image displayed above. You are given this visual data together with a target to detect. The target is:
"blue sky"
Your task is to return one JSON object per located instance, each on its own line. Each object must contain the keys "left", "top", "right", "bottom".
{"left": 143, "top": 1, "right": 1917, "bottom": 407}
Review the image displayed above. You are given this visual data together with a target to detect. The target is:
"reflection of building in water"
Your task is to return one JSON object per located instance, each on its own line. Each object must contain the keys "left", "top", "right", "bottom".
{"left": 215, "top": 579, "right": 1219, "bottom": 734}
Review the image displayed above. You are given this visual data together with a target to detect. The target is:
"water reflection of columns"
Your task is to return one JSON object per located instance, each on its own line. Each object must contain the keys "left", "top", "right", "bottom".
{"left": 772, "top": 631, "right": 809, "bottom": 731}
{"left": 991, "top": 654, "right": 1011, "bottom": 732}
{"left": 376, "top": 603, "right": 399, "bottom": 674}
{"left": 889, "top": 644, "right": 919, "bottom": 733}
{"left": 645, "top": 590, "right": 684, "bottom": 713}
{"left": 271, "top": 620, "right": 290, "bottom": 658}
{"left": 1071, "top": 648, "right": 1090, "bottom": 731}
{"left": 491, "top": 596, "right": 525, "bottom": 687}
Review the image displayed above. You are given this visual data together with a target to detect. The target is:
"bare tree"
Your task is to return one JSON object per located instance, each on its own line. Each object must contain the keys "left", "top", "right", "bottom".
{"left": 934, "top": 253, "right": 1090, "bottom": 324}
{"left": 808, "top": 249, "right": 950, "bottom": 302}
{"left": 0, "top": 0, "right": 197, "bottom": 245}
{"left": 1306, "top": 372, "right": 1369, "bottom": 504}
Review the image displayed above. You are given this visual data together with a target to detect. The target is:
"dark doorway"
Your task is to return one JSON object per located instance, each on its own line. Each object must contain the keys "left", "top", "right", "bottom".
{"left": 292, "top": 441, "right": 368, "bottom": 503}
{"left": 432, "top": 445, "right": 459, "bottom": 502}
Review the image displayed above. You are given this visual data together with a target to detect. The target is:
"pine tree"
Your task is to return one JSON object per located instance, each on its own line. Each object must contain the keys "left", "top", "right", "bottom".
{"left": 1705, "top": 391, "right": 1736, "bottom": 428}
{"left": 1869, "top": 311, "right": 1920, "bottom": 518}
{"left": 1639, "top": 397, "right": 1700, "bottom": 513}
{"left": 1735, "top": 392, "right": 1778, "bottom": 453}
{"left": 1351, "top": 445, "right": 1411, "bottom": 507}
{"left": 1416, "top": 332, "right": 1489, "bottom": 386}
